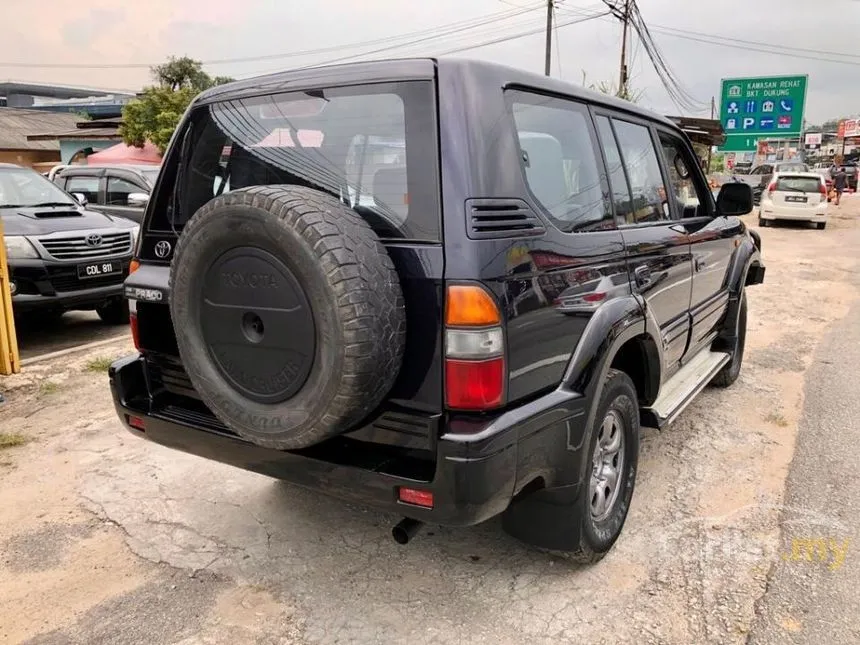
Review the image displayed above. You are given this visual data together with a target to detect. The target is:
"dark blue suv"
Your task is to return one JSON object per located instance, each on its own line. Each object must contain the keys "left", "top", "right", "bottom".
{"left": 110, "top": 58, "right": 764, "bottom": 561}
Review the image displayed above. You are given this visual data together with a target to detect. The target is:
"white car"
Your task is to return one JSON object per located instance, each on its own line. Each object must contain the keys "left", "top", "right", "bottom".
{"left": 758, "top": 172, "right": 828, "bottom": 230}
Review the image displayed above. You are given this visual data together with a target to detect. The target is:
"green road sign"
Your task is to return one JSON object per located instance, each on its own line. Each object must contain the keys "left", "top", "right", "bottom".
{"left": 718, "top": 75, "right": 808, "bottom": 151}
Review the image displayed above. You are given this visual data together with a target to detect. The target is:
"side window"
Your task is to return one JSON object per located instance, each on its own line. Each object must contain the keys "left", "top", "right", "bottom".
{"left": 658, "top": 132, "right": 711, "bottom": 219}
{"left": 106, "top": 176, "right": 144, "bottom": 206}
{"left": 611, "top": 120, "right": 671, "bottom": 224}
{"left": 594, "top": 116, "right": 633, "bottom": 222}
{"left": 65, "top": 176, "right": 100, "bottom": 204}
{"left": 508, "top": 91, "right": 612, "bottom": 232}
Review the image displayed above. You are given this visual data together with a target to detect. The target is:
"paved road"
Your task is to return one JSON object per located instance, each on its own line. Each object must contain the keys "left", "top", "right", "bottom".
{"left": 748, "top": 299, "right": 860, "bottom": 643}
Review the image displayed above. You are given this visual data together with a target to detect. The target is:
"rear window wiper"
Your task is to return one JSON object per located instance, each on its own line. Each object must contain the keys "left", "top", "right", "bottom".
{"left": 776, "top": 185, "right": 804, "bottom": 193}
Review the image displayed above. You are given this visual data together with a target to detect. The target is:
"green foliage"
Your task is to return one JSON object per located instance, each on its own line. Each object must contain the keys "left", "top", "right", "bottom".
{"left": 120, "top": 56, "right": 234, "bottom": 154}
{"left": 581, "top": 71, "right": 643, "bottom": 103}
{"left": 85, "top": 356, "right": 115, "bottom": 372}
{"left": 0, "top": 432, "right": 28, "bottom": 449}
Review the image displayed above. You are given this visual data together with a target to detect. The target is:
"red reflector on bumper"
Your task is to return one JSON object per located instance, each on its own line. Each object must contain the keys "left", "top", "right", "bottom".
{"left": 127, "top": 415, "right": 146, "bottom": 431}
{"left": 399, "top": 487, "right": 434, "bottom": 508}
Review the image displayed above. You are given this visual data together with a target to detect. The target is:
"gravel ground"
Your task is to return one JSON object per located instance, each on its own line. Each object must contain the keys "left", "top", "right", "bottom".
{"left": 1, "top": 201, "right": 859, "bottom": 645}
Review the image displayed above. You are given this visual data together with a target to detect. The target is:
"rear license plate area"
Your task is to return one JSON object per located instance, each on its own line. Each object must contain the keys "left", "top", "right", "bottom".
{"left": 785, "top": 195, "right": 808, "bottom": 203}
{"left": 77, "top": 261, "right": 121, "bottom": 279}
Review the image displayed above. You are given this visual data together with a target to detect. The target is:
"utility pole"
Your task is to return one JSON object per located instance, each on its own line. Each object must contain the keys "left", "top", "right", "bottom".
{"left": 706, "top": 96, "right": 715, "bottom": 173}
{"left": 544, "top": 0, "right": 554, "bottom": 77}
{"left": 618, "top": 0, "right": 630, "bottom": 96}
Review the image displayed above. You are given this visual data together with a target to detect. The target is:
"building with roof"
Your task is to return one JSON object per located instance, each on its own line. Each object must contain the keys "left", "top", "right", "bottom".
{"left": 0, "top": 108, "right": 80, "bottom": 169}
{"left": 27, "top": 116, "right": 124, "bottom": 164}
{"left": 0, "top": 81, "right": 135, "bottom": 118}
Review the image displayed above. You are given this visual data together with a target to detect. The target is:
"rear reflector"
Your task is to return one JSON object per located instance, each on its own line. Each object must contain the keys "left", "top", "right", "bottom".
{"left": 129, "top": 312, "right": 140, "bottom": 351}
{"left": 127, "top": 415, "right": 146, "bottom": 431}
{"left": 398, "top": 487, "right": 434, "bottom": 508}
{"left": 445, "top": 357, "right": 505, "bottom": 410}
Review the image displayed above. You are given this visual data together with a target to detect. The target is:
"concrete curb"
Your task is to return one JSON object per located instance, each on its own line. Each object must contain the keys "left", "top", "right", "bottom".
{"left": 21, "top": 336, "right": 133, "bottom": 367}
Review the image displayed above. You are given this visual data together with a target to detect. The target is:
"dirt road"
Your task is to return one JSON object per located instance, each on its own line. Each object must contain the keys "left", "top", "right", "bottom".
{"left": 2, "top": 202, "right": 859, "bottom": 645}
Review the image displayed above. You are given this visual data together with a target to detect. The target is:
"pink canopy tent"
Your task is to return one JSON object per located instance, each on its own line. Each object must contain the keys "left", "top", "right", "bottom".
{"left": 86, "top": 141, "right": 162, "bottom": 165}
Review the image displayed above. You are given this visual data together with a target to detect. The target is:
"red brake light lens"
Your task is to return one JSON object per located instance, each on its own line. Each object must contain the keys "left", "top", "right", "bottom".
{"left": 399, "top": 487, "right": 434, "bottom": 508}
{"left": 129, "top": 312, "right": 140, "bottom": 351}
{"left": 445, "top": 357, "right": 505, "bottom": 410}
{"left": 767, "top": 182, "right": 777, "bottom": 194}
{"left": 819, "top": 183, "right": 827, "bottom": 195}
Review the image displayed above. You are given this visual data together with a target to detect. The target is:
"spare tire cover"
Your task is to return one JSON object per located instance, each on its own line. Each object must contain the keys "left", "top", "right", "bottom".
{"left": 169, "top": 185, "right": 406, "bottom": 450}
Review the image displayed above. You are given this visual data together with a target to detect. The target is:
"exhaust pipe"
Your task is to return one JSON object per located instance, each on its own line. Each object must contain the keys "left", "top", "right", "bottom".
{"left": 392, "top": 518, "right": 423, "bottom": 545}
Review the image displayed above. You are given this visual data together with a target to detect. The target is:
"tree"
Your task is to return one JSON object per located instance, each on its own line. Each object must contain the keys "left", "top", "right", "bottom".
{"left": 581, "top": 71, "right": 644, "bottom": 104}
{"left": 120, "top": 56, "right": 233, "bottom": 153}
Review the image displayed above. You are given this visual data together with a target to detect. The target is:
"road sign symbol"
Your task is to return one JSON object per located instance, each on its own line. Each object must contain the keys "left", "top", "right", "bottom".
{"left": 779, "top": 99, "right": 794, "bottom": 112}
{"left": 777, "top": 115, "right": 792, "bottom": 129}
{"left": 742, "top": 117, "right": 756, "bottom": 130}
{"left": 728, "top": 85, "right": 742, "bottom": 97}
{"left": 744, "top": 100, "right": 757, "bottom": 113}
{"left": 727, "top": 101, "right": 739, "bottom": 114}
{"left": 762, "top": 100, "right": 775, "bottom": 113}
{"left": 760, "top": 118, "right": 775, "bottom": 129}
{"left": 726, "top": 118, "right": 737, "bottom": 130}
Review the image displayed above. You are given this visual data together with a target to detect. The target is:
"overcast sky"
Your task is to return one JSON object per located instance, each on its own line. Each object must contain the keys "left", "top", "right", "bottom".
{"left": 4, "top": 0, "right": 859, "bottom": 124}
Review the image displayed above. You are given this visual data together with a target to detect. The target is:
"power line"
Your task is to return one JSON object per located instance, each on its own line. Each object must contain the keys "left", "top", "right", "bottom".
{"left": 0, "top": 3, "right": 544, "bottom": 70}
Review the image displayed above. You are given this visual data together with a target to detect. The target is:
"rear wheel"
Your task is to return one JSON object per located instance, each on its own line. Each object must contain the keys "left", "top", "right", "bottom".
{"left": 712, "top": 290, "right": 747, "bottom": 388}
{"left": 567, "top": 369, "right": 639, "bottom": 563}
{"left": 758, "top": 215, "right": 769, "bottom": 227}
{"left": 96, "top": 298, "right": 129, "bottom": 325}
{"left": 816, "top": 221, "right": 826, "bottom": 230}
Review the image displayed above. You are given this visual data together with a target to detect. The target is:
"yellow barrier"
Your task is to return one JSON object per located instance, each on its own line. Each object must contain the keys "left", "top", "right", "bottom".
{"left": 0, "top": 218, "right": 21, "bottom": 375}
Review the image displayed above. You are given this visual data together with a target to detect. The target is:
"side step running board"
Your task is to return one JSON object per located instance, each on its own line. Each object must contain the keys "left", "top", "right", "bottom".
{"left": 642, "top": 350, "right": 730, "bottom": 428}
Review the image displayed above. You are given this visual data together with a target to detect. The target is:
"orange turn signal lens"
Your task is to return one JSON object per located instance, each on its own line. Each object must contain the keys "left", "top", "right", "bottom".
{"left": 129, "top": 259, "right": 140, "bottom": 274}
{"left": 445, "top": 285, "right": 500, "bottom": 327}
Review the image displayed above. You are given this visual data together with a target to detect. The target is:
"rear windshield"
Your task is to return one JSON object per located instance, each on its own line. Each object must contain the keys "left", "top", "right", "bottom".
{"left": 776, "top": 163, "right": 808, "bottom": 173}
{"left": 775, "top": 176, "right": 821, "bottom": 193}
{"left": 151, "top": 81, "right": 440, "bottom": 240}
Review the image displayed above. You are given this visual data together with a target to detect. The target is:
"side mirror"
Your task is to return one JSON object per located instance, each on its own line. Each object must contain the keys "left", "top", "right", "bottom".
{"left": 716, "top": 182, "right": 754, "bottom": 216}
{"left": 71, "top": 192, "right": 88, "bottom": 207}
{"left": 127, "top": 192, "right": 150, "bottom": 208}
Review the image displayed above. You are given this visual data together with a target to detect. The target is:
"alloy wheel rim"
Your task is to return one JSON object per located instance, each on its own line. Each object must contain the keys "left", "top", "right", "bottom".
{"left": 589, "top": 408, "right": 626, "bottom": 522}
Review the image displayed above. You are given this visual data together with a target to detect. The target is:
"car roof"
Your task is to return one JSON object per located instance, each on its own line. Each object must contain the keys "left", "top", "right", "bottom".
{"left": 62, "top": 164, "right": 159, "bottom": 172}
{"left": 0, "top": 162, "right": 23, "bottom": 169}
{"left": 773, "top": 171, "right": 822, "bottom": 178}
{"left": 194, "top": 57, "right": 679, "bottom": 130}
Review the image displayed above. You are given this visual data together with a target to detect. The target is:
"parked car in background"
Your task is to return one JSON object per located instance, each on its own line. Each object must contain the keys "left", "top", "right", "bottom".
{"left": 1, "top": 163, "right": 138, "bottom": 323}
{"left": 50, "top": 164, "right": 160, "bottom": 224}
{"left": 759, "top": 171, "right": 828, "bottom": 229}
{"left": 737, "top": 161, "right": 809, "bottom": 204}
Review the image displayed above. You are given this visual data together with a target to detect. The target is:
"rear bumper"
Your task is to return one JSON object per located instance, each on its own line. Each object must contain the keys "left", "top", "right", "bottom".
{"left": 109, "top": 354, "right": 587, "bottom": 526}
{"left": 760, "top": 207, "right": 827, "bottom": 221}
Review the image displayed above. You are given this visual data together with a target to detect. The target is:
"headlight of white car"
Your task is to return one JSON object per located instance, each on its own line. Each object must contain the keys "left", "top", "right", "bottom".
{"left": 4, "top": 236, "right": 39, "bottom": 259}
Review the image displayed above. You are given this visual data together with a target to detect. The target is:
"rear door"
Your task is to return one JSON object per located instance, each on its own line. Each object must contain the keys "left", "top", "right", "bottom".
{"left": 594, "top": 113, "right": 693, "bottom": 378}
{"left": 657, "top": 128, "right": 740, "bottom": 357}
{"left": 770, "top": 174, "right": 825, "bottom": 210}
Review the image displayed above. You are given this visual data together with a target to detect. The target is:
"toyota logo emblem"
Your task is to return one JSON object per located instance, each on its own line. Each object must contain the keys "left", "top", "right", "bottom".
{"left": 85, "top": 234, "right": 103, "bottom": 247}
{"left": 154, "top": 240, "right": 172, "bottom": 259}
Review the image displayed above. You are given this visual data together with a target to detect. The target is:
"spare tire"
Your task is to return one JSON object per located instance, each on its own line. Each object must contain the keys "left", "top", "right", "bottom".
{"left": 169, "top": 185, "right": 406, "bottom": 450}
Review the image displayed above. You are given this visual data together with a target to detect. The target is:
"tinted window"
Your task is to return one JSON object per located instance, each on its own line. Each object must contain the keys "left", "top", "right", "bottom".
{"left": 612, "top": 120, "right": 670, "bottom": 223}
{"left": 658, "top": 132, "right": 710, "bottom": 218}
{"left": 155, "top": 81, "right": 439, "bottom": 240}
{"left": 107, "top": 177, "right": 145, "bottom": 206}
{"left": 775, "top": 176, "right": 822, "bottom": 193}
{"left": 595, "top": 116, "right": 633, "bottom": 222}
{"left": 64, "top": 176, "right": 100, "bottom": 204}
{"left": 508, "top": 91, "right": 612, "bottom": 232}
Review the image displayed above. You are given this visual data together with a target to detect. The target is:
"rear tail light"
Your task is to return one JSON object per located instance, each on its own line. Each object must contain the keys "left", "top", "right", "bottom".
{"left": 767, "top": 181, "right": 777, "bottom": 196}
{"left": 819, "top": 183, "right": 827, "bottom": 196}
{"left": 128, "top": 260, "right": 140, "bottom": 350}
{"left": 444, "top": 284, "right": 505, "bottom": 411}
